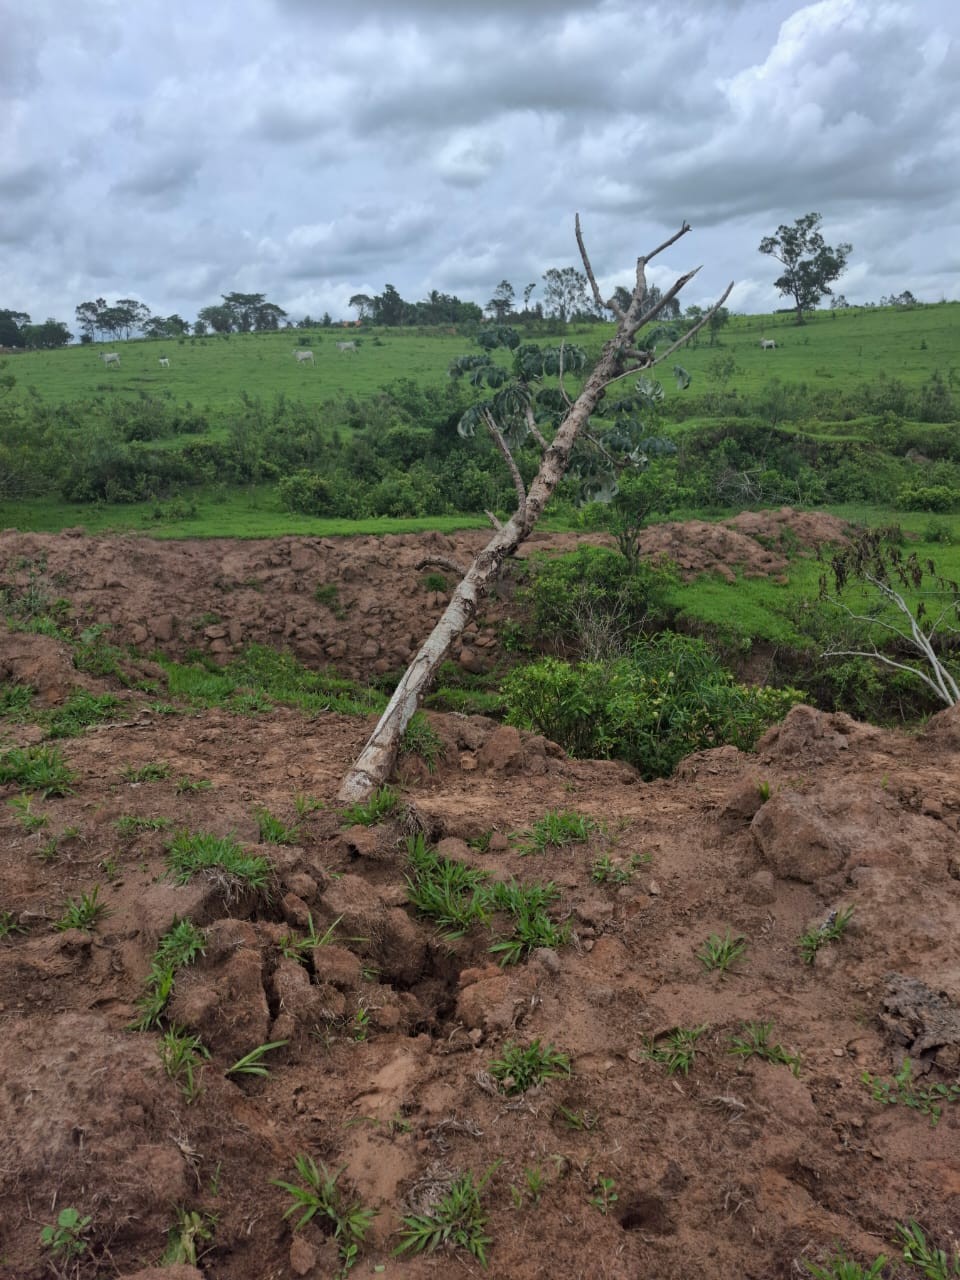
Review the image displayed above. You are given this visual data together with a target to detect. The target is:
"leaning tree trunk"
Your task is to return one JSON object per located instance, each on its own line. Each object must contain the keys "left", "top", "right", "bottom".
{"left": 338, "top": 218, "right": 731, "bottom": 802}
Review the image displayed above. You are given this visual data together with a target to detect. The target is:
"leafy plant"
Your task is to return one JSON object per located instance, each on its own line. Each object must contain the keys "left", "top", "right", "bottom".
{"left": 488, "top": 1040, "right": 571, "bottom": 1094}
{"left": 159, "top": 1026, "right": 210, "bottom": 1103}
{"left": 131, "top": 918, "right": 206, "bottom": 1031}
{"left": 515, "top": 809, "right": 594, "bottom": 855}
{"left": 176, "top": 776, "right": 213, "bottom": 794}
{"left": 0, "top": 909, "right": 24, "bottom": 940}
{"left": 422, "top": 572, "right": 449, "bottom": 592}
{"left": 293, "top": 792, "right": 324, "bottom": 817}
{"left": 556, "top": 1104, "right": 599, "bottom": 1131}
{"left": 400, "top": 712, "right": 446, "bottom": 772}
{"left": 895, "top": 1218, "right": 960, "bottom": 1278}
{"left": 272, "top": 1155, "right": 376, "bottom": 1270}
{"left": 697, "top": 930, "right": 747, "bottom": 976}
{"left": 862, "top": 1057, "right": 960, "bottom": 1127}
{"left": 56, "top": 885, "right": 108, "bottom": 932}
{"left": 279, "top": 912, "right": 343, "bottom": 962}
{"left": 590, "top": 852, "right": 647, "bottom": 884}
{"left": 226, "top": 1039, "right": 289, "bottom": 1078}
{"left": 40, "top": 1206, "right": 92, "bottom": 1260}
{"left": 8, "top": 793, "right": 48, "bottom": 832}
{"left": 45, "top": 689, "right": 121, "bottom": 738}
{"left": 115, "top": 814, "right": 172, "bottom": 837}
{"left": 165, "top": 829, "right": 271, "bottom": 891}
{"left": 728, "top": 1021, "right": 801, "bottom": 1075}
{"left": 643, "top": 1025, "right": 709, "bottom": 1076}
{"left": 0, "top": 744, "right": 76, "bottom": 795}
{"left": 802, "top": 1250, "right": 887, "bottom": 1279}
{"left": 160, "top": 1207, "right": 217, "bottom": 1266}
{"left": 123, "top": 760, "right": 171, "bottom": 782}
{"left": 405, "top": 835, "right": 491, "bottom": 938}
{"left": 341, "top": 785, "right": 399, "bottom": 827}
{"left": 589, "top": 1175, "right": 619, "bottom": 1215}
{"left": 255, "top": 806, "right": 301, "bottom": 845}
{"left": 799, "top": 906, "right": 855, "bottom": 965}
{"left": 395, "top": 1162, "right": 500, "bottom": 1267}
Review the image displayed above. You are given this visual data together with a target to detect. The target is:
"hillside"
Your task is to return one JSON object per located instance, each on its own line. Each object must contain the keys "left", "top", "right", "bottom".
{"left": 1, "top": 524, "right": 959, "bottom": 1280}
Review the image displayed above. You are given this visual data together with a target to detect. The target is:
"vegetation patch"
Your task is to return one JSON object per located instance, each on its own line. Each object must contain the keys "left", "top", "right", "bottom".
{"left": 164, "top": 829, "right": 272, "bottom": 892}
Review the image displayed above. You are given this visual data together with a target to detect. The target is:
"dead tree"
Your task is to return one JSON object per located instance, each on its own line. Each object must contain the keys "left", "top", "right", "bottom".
{"left": 338, "top": 217, "right": 733, "bottom": 802}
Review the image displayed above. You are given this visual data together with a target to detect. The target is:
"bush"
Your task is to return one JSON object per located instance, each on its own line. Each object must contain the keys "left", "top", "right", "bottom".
{"left": 502, "top": 633, "right": 802, "bottom": 779}
{"left": 895, "top": 483, "right": 959, "bottom": 512}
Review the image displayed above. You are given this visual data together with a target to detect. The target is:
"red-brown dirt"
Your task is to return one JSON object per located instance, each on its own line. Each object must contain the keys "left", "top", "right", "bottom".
{"left": 1, "top": 516, "right": 958, "bottom": 1280}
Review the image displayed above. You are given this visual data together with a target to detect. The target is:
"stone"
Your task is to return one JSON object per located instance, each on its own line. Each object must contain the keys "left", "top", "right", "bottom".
{"left": 751, "top": 793, "right": 847, "bottom": 883}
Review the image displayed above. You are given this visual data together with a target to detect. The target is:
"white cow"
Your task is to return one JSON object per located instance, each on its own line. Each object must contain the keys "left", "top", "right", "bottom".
{"left": 335, "top": 340, "right": 357, "bottom": 353}
{"left": 100, "top": 351, "right": 121, "bottom": 367}
{"left": 760, "top": 339, "right": 777, "bottom": 350}
{"left": 293, "top": 349, "right": 314, "bottom": 365}
{"left": 158, "top": 356, "right": 170, "bottom": 368}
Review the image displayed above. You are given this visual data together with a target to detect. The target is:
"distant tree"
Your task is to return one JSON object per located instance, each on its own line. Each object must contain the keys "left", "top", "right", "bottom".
{"left": 522, "top": 282, "right": 537, "bottom": 311}
{"left": 193, "top": 318, "right": 208, "bottom": 336}
{"left": 830, "top": 294, "right": 850, "bottom": 310}
{"left": 0, "top": 310, "right": 30, "bottom": 347}
{"left": 541, "top": 266, "right": 589, "bottom": 323}
{"left": 114, "top": 298, "right": 152, "bottom": 339}
{"left": 144, "top": 313, "right": 189, "bottom": 339}
{"left": 75, "top": 298, "right": 108, "bottom": 342}
{"left": 349, "top": 293, "right": 374, "bottom": 322}
{"left": 759, "top": 212, "right": 852, "bottom": 325}
{"left": 708, "top": 305, "right": 730, "bottom": 346}
{"left": 22, "top": 319, "right": 72, "bottom": 348}
{"left": 197, "top": 304, "right": 233, "bottom": 334}
{"left": 683, "top": 303, "right": 704, "bottom": 347}
{"left": 487, "top": 280, "right": 515, "bottom": 322}
{"left": 374, "top": 284, "right": 405, "bottom": 327}
{"left": 321, "top": 312, "right": 333, "bottom": 327}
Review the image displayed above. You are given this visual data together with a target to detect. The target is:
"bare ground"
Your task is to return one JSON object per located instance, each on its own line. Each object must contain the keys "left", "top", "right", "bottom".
{"left": 1, "top": 513, "right": 958, "bottom": 1280}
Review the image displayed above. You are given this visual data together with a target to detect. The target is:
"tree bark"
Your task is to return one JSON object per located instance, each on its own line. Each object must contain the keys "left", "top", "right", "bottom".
{"left": 337, "top": 219, "right": 732, "bottom": 802}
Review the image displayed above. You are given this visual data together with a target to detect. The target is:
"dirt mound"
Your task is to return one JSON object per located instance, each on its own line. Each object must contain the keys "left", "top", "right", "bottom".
{"left": 2, "top": 523, "right": 959, "bottom": 1280}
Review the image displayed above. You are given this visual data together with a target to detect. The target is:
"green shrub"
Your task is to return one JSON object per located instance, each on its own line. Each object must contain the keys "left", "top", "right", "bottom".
{"left": 896, "top": 483, "right": 959, "bottom": 512}
{"left": 502, "top": 633, "right": 802, "bottom": 779}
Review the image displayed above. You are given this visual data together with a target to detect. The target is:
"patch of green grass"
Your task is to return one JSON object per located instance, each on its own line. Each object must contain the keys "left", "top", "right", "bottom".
{"left": 278, "top": 912, "right": 343, "bottom": 963}
{"left": 728, "top": 1021, "right": 801, "bottom": 1076}
{"left": 122, "top": 760, "right": 171, "bottom": 782}
{"left": 8, "top": 793, "right": 49, "bottom": 832}
{"left": 590, "top": 852, "right": 648, "bottom": 884}
{"left": 799, "top": 906, "right": 855, "bottom": 965}
{"left": 272, "top": 1154, "right": 376, "bottom": 1272}
{"left": 176, "top": 776, "right": 213, "bottom": 794}
{"left": 0, "top": 744, "right": 76, "bottom": 795}
{"left": 0, "top": 683, "right": 34, "bottom": 720}
{"left": 226, "top": 1040, "right": 289, "bottom": 1078}
{"left": 515, "top": 810, "right": 595, "bottom": 856}
{"left": 159, "top": 1025, "right": 210, "bottom": 1103}
{"left": 486, "top": 880, "right": 570, "bottom": 965}
{"left": 697, "top": 930, "right": 748, "bottom": 976}
{"left": 255, "top": 807, "right": 301, "bottom": 845}
{"left": 44, "top": 690, "right": 123, "bottom": 738}
{"left": 132, "top": 918, "right": 206, "bottom": 1031}
{"left": 643, "top": 1025, "right": 709, "bottom": 1076}
{"left": 488, "top": 1040, "right": 571, "bottom": 1094}
{"left": 862, "top": 1057, "right": 960, "bottom": 1127}
{"left": 293, "top": 792, "right": 324, "bottom": 816}
{"left": 0, "top": 909, "right": 25, "bottom": 940}
{"left": 400, "top": 712, "right": 446, "bottom": 772}
{"left": 115, "top": 814, "right": 172, "bottom": 837}
{"left": 164, "top": 829, "right": 272, "bottom": 891}
{"left": 341, "top": 785, "right": 399, "bottom": 827}
{"left": 895, "top": 1218, "right": 960, "bottom": 1277}
{"left": 160, "top": 1207, "right": 217, "bottom": 1267}
{"left": 55, "top": 885, "right": 108, "bottom": 932}
{"left": 395, "top": 1162, "right": 500, "bottom": 1268}
{"left": 802, "top": 1251, "right": 887, "bottom": 1279}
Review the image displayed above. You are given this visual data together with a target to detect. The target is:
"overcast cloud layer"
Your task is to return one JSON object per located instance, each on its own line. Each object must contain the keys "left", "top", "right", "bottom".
{"left": 3, "top": 0, "right": 958, "bottom": 328}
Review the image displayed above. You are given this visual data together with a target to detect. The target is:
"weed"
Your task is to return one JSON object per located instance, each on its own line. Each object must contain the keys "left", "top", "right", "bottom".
{"left": 279, "top": 912, "right": 343, "bottom": 962}
{"left": 123, "top": 760, "right": 171, "bottom": 782}
{"left": 395, "top": 1162, "right": 500, "bottom": 1267}
{"left": 353, "top": 1004, "right": 371, "bottom": 1042}
{"left": 0, "top": 909, "right": 24, "bottom": 940}
{"left": 488, "top": 1040, "right": 571, "bottom": 1095}
{"left": 728, "top": 1021, "right": 801, "bottom": 1076}
{"left": 0, "top": 744, "right": 76, "bottom": 796}
{"left": 226, "top": 1039, "right": 289, "bottom": 1078}
{"left": 405, "top": 835, "right": 490, "bottom": 939}
{"left": 175, "top": 776, "right": 212, "bottom": 794}
{"left": 131, "top": 918, "right": 206, "bottom": 1031}
{"left": 589, "top": 1175, "right": 619, "bottom": 1215}
{"left": 341, "top": 785, "right": 399, "bottom": 827}
{"left": 56, "top": 885, "right": 108, "bottom": 932}
{"left": 40, "top": 1206, "right": 91, "bottom": 1260}
{"left": 400, "top": 712, "right": 446, "bottom": 771}
{"left": 115, "top": 814, "right": 172, "bottom": 837}
{"left": 421, "top": 572, "right": 449, "bottom": 592}
{"left": 590, "top": 852, "right": 647, "bottom": 885}
{"left": 757, "top": 780, "right": 772, "bottom": 802}
{"left": 511, "top": 1165, "right": 547, "bottom": 1207}
{"left": 98, "top": 856, "right": 122, "bottom": 884}
{"left": 293, "top": 792, "right": 324, "bottom": 817}
{"left": 159, "top": 1026, "right": 210, "bottom": 1103}
{"left": 862, "top": 1057, "right": 960, "bottom": 1127}
{"left": 272, "top": 1155, "right": 376, "bottom": 1270}
{"left": 697, "top": 930, "right": 748, "bottom": 976}
{"left": 802, "top": 1250, "right": 887, "bottom": 1279}
{"left": 516, "top": 809, "right": 594, "bottom": 855}
{"left": 165, "top": 829, "right": 271, "bottom": 892}
{"left": 799, "top": 906, "right": 855, "bottom": 965}
{"left": 36, "top": 837, "right": 61, "bottom": 863}
{"left": 255, "top": 806, "right": 301, "bottom": 845}
{"left": 314, "top": 582, "right": 347, "bottom": 618}
{"left": 8, "top": 793, "right": 48, "bottom": 832}
{"left": 160, "top": 1207, "right": 217, "bottom": 1266}
{"left": 643, "top": 1025, "right": 709, "bottom": 1076}
{"left": 0, "top": 682, "right": 34, "bottom": 720}
{"left": 487, "top": 879, "right": 569, "bottom": 965}
{"left": 895, "top": 1218, "right": 960, "bottom": 1277}
{"left": 556, "top": 1104, "right": 599, "bottom": 1131}
{"left": 45, "top": 690, "right": 122, "bottom": 739}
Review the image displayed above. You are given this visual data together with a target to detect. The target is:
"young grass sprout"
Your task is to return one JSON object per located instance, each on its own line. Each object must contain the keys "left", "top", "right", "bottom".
{"left": 698, "top": 930, "right": 748, "bottom": 976}
{"left": 516, "top": 809, "right": 595, "bottom": 856}
{"left": 341, "top": 784, "right": 399, "bottom": 827}
{"left": 395, "top": 1162, "right": 500, "bottom": 1267}
{"left": 56, "top": 885, "right": 108, "bottom": 932}
{"left": 643, "top": 1025, "right": 709, "bottom": 1076}
{"left": 728, "top": 1021, "right": 801, "bottom": 1076}
{"left": 226, "top": 1039, "right": 289, "bottom": 1078}
{"left": 159, "top": 1026, "right": 210, "bottom": 1103}
{"left": 488, "top": 1040, "right": 571, "bottom": 1094}
{"left": 799, "top": 906, "right": 855, "bottom": 966}
{"left": 272, "top": 1155, "right": 376, "bottom": 1271}
{"left": 862, "top": 1057, "right": 960, "bottom": 1127}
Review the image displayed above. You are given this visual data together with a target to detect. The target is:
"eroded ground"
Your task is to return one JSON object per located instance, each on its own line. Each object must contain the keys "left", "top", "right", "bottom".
{"left": 1, "top": 519, "right": 958, "bottom": 1280}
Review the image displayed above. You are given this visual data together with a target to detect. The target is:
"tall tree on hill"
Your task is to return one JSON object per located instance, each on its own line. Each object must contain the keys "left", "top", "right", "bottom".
{"left": 337, "top": 216, "right": 732, "bottom": 802}
{"left": 541, "top": 265, "right": 589, "bottom": 323}
{"left": 759, "top": 212, "right": 852, "bottom": 325}
{"left": 0, "top": 310, "right": 30, "bottom": 347}
{"left": 488, "top": 280, "right": 515, "bottom": 321}
{"left": 349, "top": 294, "right": 374, "bottom": 322}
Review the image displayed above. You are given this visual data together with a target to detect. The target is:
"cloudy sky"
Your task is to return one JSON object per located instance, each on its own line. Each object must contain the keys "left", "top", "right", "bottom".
{"left": 3, "top": 0, "right": 958, "bottom": 330}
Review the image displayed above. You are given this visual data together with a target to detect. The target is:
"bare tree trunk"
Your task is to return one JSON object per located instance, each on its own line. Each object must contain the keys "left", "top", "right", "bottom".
{"left": 338, "top": 218, "right": 732, "bottom": 802}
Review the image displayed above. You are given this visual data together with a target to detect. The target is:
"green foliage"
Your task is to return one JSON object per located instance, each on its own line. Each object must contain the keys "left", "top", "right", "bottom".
{"left": 515, "top": 809, "right": 594, "bottom": 855}
{"left": 0, "top": 909, "right": 25, "bottom": 940}
{"left": 802, "top": 1250, "right": 887, "bottom": 1279}
{"left": 422, "top": 571, "right": 448, "bottom": 592}
{"left": 799, "top": 906, "right": 855, "bottom": 965}
{"left": 341, "top": 785, "right": 399, "bottom": 826}
{"left": 590, "top": 851, "right": 648, "bottom": 884}
{"left": 132, "top": 918, "right": 206, "bottom": 1030}
{"left": 8, "top": 792, "right": 48, "bottom": 831}
{"left": 55, "top": 885, "right": 108, "bottom": 931}
{"left": 226, "top": 1039, "right": 289, "bottom": 1078}
{"left": 272, "top": 1155, "right": 376, "bottom": 1270}
{"left": 0, "top": 682, "right": 34, "bottom": 720}
{"left": 487, "top": 1040, "right": 571, "bottom": 1094}
{"left": 862, "top": 1057, "right": 960, "bottom": 1127}
{"left": 115, "top": 814, "right": 172, "bottom": 837}
{"left": 896, "top": 1219, "right": 960, "bottom": 1278}
{"left": 279, "top": 912, "right": 343, "bottom": 962}
{"left": 0, "top": 743, "right": 76, "bottom": 795}
{"left": 642, "top": 1025, "right": 708, "bottom": 1076}
{"left": 728, "top": 1021, "right": 801, "bottom": 1075}
{"left": 159, "top": 1026, "right": 210, "bottom": 1103}
{"left": 164, "top": 829, "right": 272, "bottom": 891}
{"left": 395, "top": 1163, "right": 500, "bottom": 1267}
{"left": 255, "top": 806, "right": 301, "bottom": 845}
{"left": 503, "top": 634, "right": 802, "bottom": 779}
{"left": 176, "top": 776, "right": 213, "bottom": 794}
{"left": 122, "top": 760, "right": 171, "bottom": 782}
{"left": 589, "top": 1176, "right": 619, "bottom": 1216}
{"left": 400, "top": 712, "right": 446, "bottom": 771}
{"left": 40, "top": 1207, "right": 92, "bottom": 1259}
{"left": 160, "top": 1208, "right": 217, "bottom": 1267}
{"left": 43, "top": 689, "right": 122, "bottom": 738}
{"left": 697, "top": 930, "right": 747, "bottom": 975}
{"left": 896, "top": 483, "right": 959, "bottom": 513}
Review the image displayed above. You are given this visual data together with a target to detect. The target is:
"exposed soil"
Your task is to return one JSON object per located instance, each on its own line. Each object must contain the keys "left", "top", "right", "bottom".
{"left": 2, "top": 513, "right": 959, "bottom": 1280}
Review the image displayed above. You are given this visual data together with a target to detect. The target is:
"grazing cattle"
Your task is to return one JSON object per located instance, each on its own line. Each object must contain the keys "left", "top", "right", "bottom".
{"left": 760, "top": 339, "right": 777, "bottom": 350}
{"left": 158, "top": 356, "right": 170, "bottom": 368}
{"left": 293, "top": 349, "right": 314, "bottom": 365}
{"left": 335, "top": 341, "right": 357, "bottom": 353}
{"left": 100, "top": 352, "right": 120, "bottom": 367}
